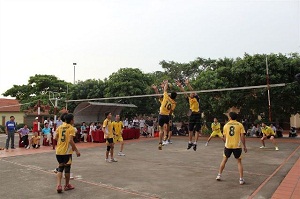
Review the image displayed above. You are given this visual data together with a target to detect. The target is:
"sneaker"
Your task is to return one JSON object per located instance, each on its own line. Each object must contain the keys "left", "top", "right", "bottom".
{"left": 193, "top": 144, "right": 197, "bottom": 151}
{"left": 111, "top": 158, "right": 118, "bottom": 162}
{"left": 70, "top": 173, "right": 74, "bottom": 179}
{"left": 158, "top": 143, "right": 162, "bottom": 150}
{"left": 26, "top": 146, "right": 30, "bottom": 149}
{"left": 105, "top": 158, "right": 112, "bottom": 163}
{"left": 239, "top": 178, "right": 245, "bottom": 185}
{"left": 57, "top": 185, "right": 63, "bottom": 193}
{"left": 216, "top": 174, "right": 221, "bottom": 181}
{"left": 64, "top": 184, "right": 75, "bottom": 191}
{"left": 259, "top": 146, "right": 266, "bottom": 149}
{"left": 36, "top": 145, "right": 40, "bottom": 149}
{"left": 275, "top": 147, "right": 279, "bottom": 151}
{"left": 162, "top": 140, "right": 168, "bottom": 146}
{"left": 118, "top": 152, "right": 125, "bottom": 156}
{"left": 53, "top": 168, "right": 58, "bottom": 173}
{"left": 187, "top": 143, "right": 193, "bottom": 150}
{"left": 205, "top": 142, "right": 208, "bottom": 147}
{"left": 168, "top": 140, "right": 172, "bottom": 144}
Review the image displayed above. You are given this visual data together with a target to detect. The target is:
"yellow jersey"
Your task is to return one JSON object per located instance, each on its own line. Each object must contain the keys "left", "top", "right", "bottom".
{"left": 261, "top": 126, "right": 275, "bottom": 136}
{"left": 56, "top": 123, "right": 75, "bottom": 155}
{"left": 211, "top": 122, "right": 221, "bottom": 133}
{"left": 32, "top": 136, "right": 40, "bottom": 145}
{"left": 159, "top": 91, "right": 176, "bottom": 115}
{"left": 223, "top": 120, "right": 245, "bottom": 149}
{"left": 103, "top": 118, "right": 113, "bottom": 138}
{"left": 112, "top": 121, "right": 123, "bottom": 136}
{"left": 187, "top": 95, "right": 200, "bottom": 113}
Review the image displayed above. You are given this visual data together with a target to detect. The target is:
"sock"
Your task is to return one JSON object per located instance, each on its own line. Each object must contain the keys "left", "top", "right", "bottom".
{"left": 188, "top": 141, "right": 192, "bottom": 144}
{"left": 194, "top": 142, "right": 197, "bottom": 145}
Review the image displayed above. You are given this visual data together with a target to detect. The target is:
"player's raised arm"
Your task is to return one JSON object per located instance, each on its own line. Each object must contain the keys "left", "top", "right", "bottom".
{"left": 163, "top": 80, "right": 169, "bottom": 92}
{"left": 176, "top": 80, "right": 188, "bottom": 98}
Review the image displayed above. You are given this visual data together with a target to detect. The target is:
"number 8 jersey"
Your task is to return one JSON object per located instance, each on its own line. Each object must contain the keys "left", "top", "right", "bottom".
{"left": 223, "top": 120, "right": 245, "bottom": 149}
{"left": 159, "top": 91, "right": 176, "bottom": 115}
{"left": 56, "top": 123, "right": 76, "bottom": 155}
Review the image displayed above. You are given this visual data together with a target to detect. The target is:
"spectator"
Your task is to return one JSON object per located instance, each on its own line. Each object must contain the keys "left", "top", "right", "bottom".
{"left": 145, "top": 116, "right": 154, "bottom": 137}
{"left": 139, "top": 117, "right": 145, "bottom": 133}
{"left": 289, "top": 127, "right": 297, "bottom": 137}
{"left": 81, "top": 122, "right": 88, "bottom": 142}
{"left": 5, "top": 116, "right": 16, "bottom": 151}
{"left": 18, "top": 124, "right": 30, "bottom": 148}
{"left": 250, "top": 124, "right": 256, "bottom": 137}
{"left": 133, "top": 117, "right": 139, "bottom": 128}
{"left": 89, "top": 122, "right": 96, "bottom": 142}
{"left": 96, "top": 122, "right": 102, "bottom": 130}
{"left": 256, "top": 124, "right": 262, "bottom": 137}
{"left": 42, "top": 122, "right": 52, "bottom": 145}
{"left": 123, "top": 118, "right": 129, "bottom": 129}
{"left": 56, "top": 117, "right": 63, "bottom": 127}
{"left": 27, "top": 132, "right": 41, "bottom": 149}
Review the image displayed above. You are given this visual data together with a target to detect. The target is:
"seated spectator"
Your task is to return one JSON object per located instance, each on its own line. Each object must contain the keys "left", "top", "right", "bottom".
{"left": 18, "top": 124, "right": 30, "bottom": 148}
{"left": 250, "top": 124, "right": 256, "bottom": 137}
{"left": 89, "top": 122, "right": 97, "bottom": 142}
{"left": 96, "top": 122, "right": 102, "bottom": 130}
{"left": 276, "top": 125, "right": 283, "bottom": 138}
{"left": 42, "top": 122, "right": 52, "bottom": 145}
{"left": 256, "top": 124, "right": 262, "bottom": 137}
{"left": 27, "top": 132, "right": 41, "bottom": 149}
{"left": 81, "top": 122, "right": 88, "bottom": 142}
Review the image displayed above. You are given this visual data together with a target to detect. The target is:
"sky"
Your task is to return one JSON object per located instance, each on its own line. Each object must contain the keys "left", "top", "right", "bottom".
{"left": 0, "top": 0, "right": 299, "bottom": 97}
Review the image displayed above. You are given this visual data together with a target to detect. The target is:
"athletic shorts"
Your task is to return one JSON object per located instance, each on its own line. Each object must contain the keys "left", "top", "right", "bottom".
{"left": 223, "top": 148, "right": 242, "bottom": 159}
{"left": 158, "top": 115, "right": 170, "bottom": 127}
{"left": 106, "top": 138, "right": 114, "bottom": 144}
{"left": 211, "top": 131, "right": 223, "bottom": 137}
{"left": 266, "top": 135, "right": 274, "bottom": 139}
{"left": 56, "top": 154, "right": 72, "bottom": 165}
{"left": 114, "top": 135, "right": 123, "bottom": 142}
{"left": 189, "top": 113, "right": 201, "bottom": 132}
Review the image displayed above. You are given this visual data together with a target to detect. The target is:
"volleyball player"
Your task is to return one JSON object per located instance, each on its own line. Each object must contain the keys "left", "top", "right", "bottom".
{"left": 55, "top": 113, "right": 80, "bottom": 193}
{"left": 260, "top": 122, "right": 279, "bottom": 151}
{"left": 112, "top": 115, "right": 125, "bottom": 156}
{"left": 216, "top": 112, "right": 247, "bottom": 185}
{"left": 157, "top": 80, "right": 177, "bottom": 150}
{"left": 177, "top": 79, "right": 201, "bottom": 151}
{"left": 205, "top": 118, "right": 225, "bottom": 146}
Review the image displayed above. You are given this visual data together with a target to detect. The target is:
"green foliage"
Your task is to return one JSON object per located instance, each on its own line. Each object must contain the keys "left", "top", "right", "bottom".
{"left": 0, "top": 125, "right": 5, "bottom": 133}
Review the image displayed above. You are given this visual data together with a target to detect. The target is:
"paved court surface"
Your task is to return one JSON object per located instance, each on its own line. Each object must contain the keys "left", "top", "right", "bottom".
{"left": 0, "top": 135, "right": 299, "bottom": 199}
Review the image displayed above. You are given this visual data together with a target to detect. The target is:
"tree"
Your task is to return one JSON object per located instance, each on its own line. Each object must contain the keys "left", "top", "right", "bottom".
{"left": 3, "top": 74, "right": 70, "bottom": 111}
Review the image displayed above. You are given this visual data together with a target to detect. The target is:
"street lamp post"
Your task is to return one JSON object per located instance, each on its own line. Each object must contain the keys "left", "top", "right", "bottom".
{"left": 73, "top": 63, "right": 77, "bottom": 84}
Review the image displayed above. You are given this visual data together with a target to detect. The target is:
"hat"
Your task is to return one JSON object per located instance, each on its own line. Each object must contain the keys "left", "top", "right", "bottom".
{"left": 35, "top": 117, "right": 38, "bottom": 120}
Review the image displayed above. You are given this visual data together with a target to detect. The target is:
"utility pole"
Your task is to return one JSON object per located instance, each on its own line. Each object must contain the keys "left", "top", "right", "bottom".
{"left": 73, "top": 63, "right": 77, "bottom": 84}
{"left": 266, "top": 57, "right": 272, "bottom": 122}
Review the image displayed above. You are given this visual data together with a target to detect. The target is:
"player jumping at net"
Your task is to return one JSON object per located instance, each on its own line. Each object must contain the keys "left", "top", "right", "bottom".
{"left": 152, "top": 83, "right": 173, "bottom": 145}
{"left": 103, "top": 112, "right": 118, "bottom": 162}
{"left": 177, "top": 79, "right": 201, "bottom": 151}
{"left": 55, "top": 113, "right": 80, "bottom": 193}
{"left": 112, "top": 115, "right": 125, "bottom": 156}
{"left": 259, "top": 122, "right": 279, "bottom": 151}
{"left": 216, "top": 112, "right": 247, "bottom": 185}
{"left": 205, "top": 118, "right": 225, "bottom": 146}
{"left": 157, "top": 80, "right": 177, "bottom": 150}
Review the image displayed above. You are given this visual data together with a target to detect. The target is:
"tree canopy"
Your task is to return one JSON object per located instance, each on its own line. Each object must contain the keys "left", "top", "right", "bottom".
{"left": 3, "top": 53, "right": 300, "bottom": 123}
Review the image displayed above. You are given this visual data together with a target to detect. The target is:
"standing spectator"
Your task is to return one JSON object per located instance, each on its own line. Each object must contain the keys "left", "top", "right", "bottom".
{"left": 5, "top": 116, "right": 16, "bottom": 151}
{"left": 81, "top": 122, "right": 88, "bottom": 142}
{"left": 89, "top": 122, "right": 96, "bottom": 142}
{"left": 133, "top": 117, "right": 139, "bottom": 128}
{"left": 33, "top": 117, "right": 39, "bottom": 134}
{"left": 56, "top": 117, "right": 63, "bottom": 128}
{"left": 18, "top": 124, "right": 30, "bottom": 148}
{"left": 270, "top": 124, "right": 277, "bottom": 136}
{"left": 42, "top": 122, "right": 52, "bottom": 145}
{"left": 123, "top": 118, "right": 129, "bottom": 129}
{"left": 139, "top": 117, "right": 145, "bottom": 134}
{"left": 49, "top": 118, "right": 54, "bottom": 132}
{"left": 145, "top": 116, "right": 154, "bottom": 137}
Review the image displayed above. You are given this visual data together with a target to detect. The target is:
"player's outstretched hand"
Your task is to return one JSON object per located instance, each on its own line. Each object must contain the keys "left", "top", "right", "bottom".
{"left": 185, "top": 79, "right": 189, "bottom": 85}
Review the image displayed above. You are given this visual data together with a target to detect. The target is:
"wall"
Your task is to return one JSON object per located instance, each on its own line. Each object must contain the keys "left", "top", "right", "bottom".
{"left": 290, "top": 113, "right": 300, "bottom": 128}
{"left": 1, "top": 112, "right": 24, "bottom": 125}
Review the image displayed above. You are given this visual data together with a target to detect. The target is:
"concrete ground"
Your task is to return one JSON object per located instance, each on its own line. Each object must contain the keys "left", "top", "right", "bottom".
{"left": 0, "top": 134, "right": 299, "bottom": 199}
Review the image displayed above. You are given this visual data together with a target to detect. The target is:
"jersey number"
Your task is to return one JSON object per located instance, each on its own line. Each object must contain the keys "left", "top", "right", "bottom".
{"left": 61, "top": 128, "right": 66, "bottom": 142}
{"left": 229, "top": 126, "right": 235, "bottom": 136}
{"left": 164, "top": 101, "right": 172, "bottom": 110}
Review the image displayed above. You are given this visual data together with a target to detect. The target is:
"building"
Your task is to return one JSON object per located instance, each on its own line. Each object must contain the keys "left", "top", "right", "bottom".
{"left": 0, "top": 98, "right": 24, "bottom": 126}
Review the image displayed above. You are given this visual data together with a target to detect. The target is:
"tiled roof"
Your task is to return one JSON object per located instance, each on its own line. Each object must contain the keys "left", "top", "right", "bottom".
{"left": 0, "top": 98, "right": 21, "bottom": 112}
